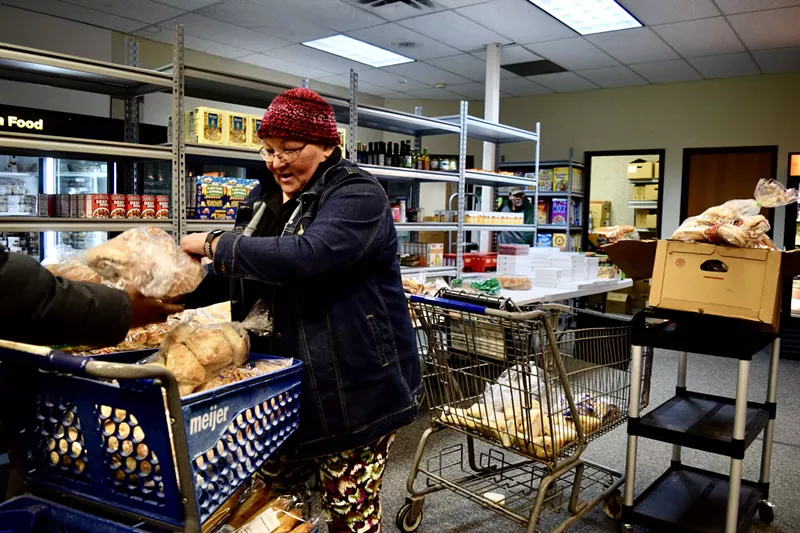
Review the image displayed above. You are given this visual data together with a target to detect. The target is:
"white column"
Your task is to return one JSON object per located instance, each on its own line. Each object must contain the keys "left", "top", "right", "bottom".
{"left": 480, "top": 43, "right": 502, "bottom": 252}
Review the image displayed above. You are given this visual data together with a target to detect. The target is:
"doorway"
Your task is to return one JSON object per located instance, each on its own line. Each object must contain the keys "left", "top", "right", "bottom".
{"left": 680, "top": 146, "right": 779, "bottom": 221}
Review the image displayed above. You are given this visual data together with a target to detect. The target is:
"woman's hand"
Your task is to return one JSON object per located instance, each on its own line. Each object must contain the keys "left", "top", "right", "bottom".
{"left": 127, "top": 288, "right": 183, "bottom": 328}
{"left": 180, "top": 232, "right": 209, "bottom": 257}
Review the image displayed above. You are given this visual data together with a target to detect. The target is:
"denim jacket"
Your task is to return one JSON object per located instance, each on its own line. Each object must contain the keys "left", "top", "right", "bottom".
{"left": 212, "top": 151, "right": 422, "bottom": 458}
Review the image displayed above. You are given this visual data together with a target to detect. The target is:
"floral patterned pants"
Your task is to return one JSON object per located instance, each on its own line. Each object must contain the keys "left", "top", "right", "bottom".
{"left": 261, "top": 433, "right": 396, "bottom": 533}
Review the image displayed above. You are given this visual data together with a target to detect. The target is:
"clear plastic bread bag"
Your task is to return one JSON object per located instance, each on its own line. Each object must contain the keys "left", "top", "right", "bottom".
{"left": 43, "top": 245, "right": 103, "bottom": 283}
{"left": 671, "top": 178, "right": 797, "bottom": 248}
{"left": 85, "top": 227, "right": 206, "bottom": 298}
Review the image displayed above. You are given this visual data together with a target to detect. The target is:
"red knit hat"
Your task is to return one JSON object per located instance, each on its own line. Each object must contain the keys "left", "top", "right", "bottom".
{"left": 257, "top": 88, "right": 340, "bottom": 145}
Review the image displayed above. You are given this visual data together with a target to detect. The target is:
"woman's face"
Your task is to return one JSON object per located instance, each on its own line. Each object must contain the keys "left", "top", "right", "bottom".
{"left": 263, "top": 138, "right": 333, "bottom": 198}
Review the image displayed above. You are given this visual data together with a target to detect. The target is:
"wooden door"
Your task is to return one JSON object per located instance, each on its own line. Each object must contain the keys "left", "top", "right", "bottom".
{"left": 682, "top": 147, "right": 778, "bottom": 219}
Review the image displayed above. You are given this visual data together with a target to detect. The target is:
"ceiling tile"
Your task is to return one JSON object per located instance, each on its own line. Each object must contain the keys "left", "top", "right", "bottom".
{"left": 456, "top": 0, "right": 575, "bottom": 45}
{"left": 250, "top": 0, "right": 385, "bottom": 32}
{"left": 346, "top": 23, "right": 460, "bottom": 60}
{"left": 587, "top": 28, "right": 678, "bottom": 64}
{"left": 354, "top": 69, "right": 430, "bottom": 91}
{"left": 262, "top": 44, "right": 373, "bottom": 74}
{"left": 437, "top": 0, "right": 492, "bottom": 7}
{"left": 714, "top": 0, "right": 800, "bottom": 14}
{"left": 688, "top": 52, "right": 760, "bottom": 78}
{"left": 61, "top": 0, "right": 183, "bottom": 24}
{"left": 343, "top": 0, "right": 447, "bottom": 21}
{"left": 396, "top": 11, "right": 511, "bottom": 52}
{"left": 472, "top": 45, "right": 542, "bottom": 64}
{"left": 1, "top": 0, "right": 148, "bottom": 32}
{"left": 197, "top": 0, "right": 336, "bottom": 42}
{"left": 403, "top": 87, "right": 464, "bottom": 100}
{"left": 501, "top": 77, "right": 553, "bottom": 96}
{"left": 137, "top": 27, "right": 254, "bottom": 58}
{"left": 728, "top": 7, "right": 800, "bottom": 51}
{"left": 155, "top": 0, "right": 220, "bottom": 8}
{"left": 427, "top": 54, "right": 485, "bottom": 81}
{"left": 448, "top": 82, "right": 510, "bottom": 99}
{"left": 377, "top": 91, "right": 411, "bottom": 99}
{"left": 618, "top": 0, "right": 720, "bottom": 24}
{"left": 753, "top": 46, "right": 800, "bottom": 73}
{"left": 315, "top": 73, "right": 401, "bottom": 96}
{"left": 652, "top": 17, "right": 744, "bottom": 58}
{"left": 629, "top": 58, "right": 702, "bottom": 83}
{"left": 526, "top": 38, "right": 619, "bottom": 70}
{"left": 159, "top": 13, "right": 289, "bottom": 52}
{"left": 527, "top": 72, "right": 598, "bottom": 92}
{"left": 577, "top": 65, "right": 649, "bottom": 88}
{"left": 236, "top": 52, "right": 333, "bottom": 79}
{"left": 384, "top": 62, "right": 470, "bottom": 85}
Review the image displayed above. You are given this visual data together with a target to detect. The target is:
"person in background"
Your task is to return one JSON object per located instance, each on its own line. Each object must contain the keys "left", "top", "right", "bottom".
{"left": 498, "top": 187, "right": 535, "bottom": 245}
{"left": 180, "top": 88, "right": 421, "bottom": 533}
{"left": 0, "top": 243, "right": 182, "bottom": 347}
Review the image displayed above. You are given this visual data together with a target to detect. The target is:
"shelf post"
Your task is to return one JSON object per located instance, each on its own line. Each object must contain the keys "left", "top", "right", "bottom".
{"left": 348, "top": 69, "right": 358, "bottom": 164}
{"left": 533, "top": 122, "right": 540, "bottom": 248}
{"left": 760, "top": 337, "right": 780, "bottom": 490}
{"left": 171, "top": 22, "right": 186, "bottom": 239}
{"left": 456, "top": 101, "right": 468, "bottom": 278}
{"left": 726, "top": 359, "right": 751, "bottom": 533}
{"left": 123, "top": 37, "right": 140, "bottom": 195}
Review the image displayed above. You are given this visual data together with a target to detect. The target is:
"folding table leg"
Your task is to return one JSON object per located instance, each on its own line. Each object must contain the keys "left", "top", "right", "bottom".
{"left": 726, "top": 359, "right": 751, "bottom": 533}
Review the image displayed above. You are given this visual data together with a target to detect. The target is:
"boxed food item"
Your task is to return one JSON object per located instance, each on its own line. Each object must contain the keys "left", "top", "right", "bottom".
{"left": 606, "top": 292, "right": 632, "bottom": 315}
{"left": 196, "top": 176, "right": 226, "bottom": 209}
{"left": 589, "top": 201, "right": 611, "bottom": 229}
{"left": 536, "top": 233, "right": 553, "bottom": 247}
{"left": 226, "top": 178, "right": 251, "bottom": 208}
{"left": 227, "top": 112, "right": 249, "bottom": 148}
{"left": 84, "top": 194, "right": 110, "bottom": 219}
{"left": 552, "top": 233, "right": 567, "bottom": 251}
{"left": 167, "top": 111, "right": 190, "bottom": 143}
{"left": 538, "top": 168, "right": 553, "bottom": 191}
{"left": 572, "top": 168, "right": 584, "bottom": 193}
{"left": 38, "top": 194, "right": 55, "bottom": 217}
{"left": 553, "top": 167, "right": 569, "bottom": 191}
{"left": 69, "top": 195, "right": 79, "bottom": 218}
{"left": 627, "top": 159, "right": 654, "bottom": 180}
{"left": 141, "top": 195, "right": 156, "bottom": 219}
{"left": 536, "top": 199, "right": 548, "bottom": 224}
{"left": 249, "top": 115, "right": 263, "bottom": 149}
{"left": 635, "top": 211, "right": 657, "bottom": 229}
{"left": 633, "top": 184, "right": 659, "bottom": 201}
{"left": 109, "top": 194, "right": 126, "bottom": 219}
{"left": 551, "top": 199, "right": 568, "bottom": 225}
{"left": 428, "top": 242, "right": 444, "bottom": 267}
{"left": 189, "top": 107, "right": 226, "bottom": 145}
{"left": 125, "top": 194, "right": 141, "bottom": 218}
{"left": 155, "top": 195, "right": 170, "bottom": 219}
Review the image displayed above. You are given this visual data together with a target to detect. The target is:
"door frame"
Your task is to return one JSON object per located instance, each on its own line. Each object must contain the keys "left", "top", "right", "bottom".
{"left": 679, "top": 145, "right": 779, "bottom": 221}
{"left": 584, "top": 148, "right": 666, "bottom": 247}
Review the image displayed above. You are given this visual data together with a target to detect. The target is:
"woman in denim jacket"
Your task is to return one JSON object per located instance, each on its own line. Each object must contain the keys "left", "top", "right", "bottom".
{"left": 181, "top": 88, "right": 422, "bottom": 532}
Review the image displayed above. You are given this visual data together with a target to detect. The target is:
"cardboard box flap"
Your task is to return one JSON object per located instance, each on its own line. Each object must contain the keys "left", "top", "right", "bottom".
{"left": 602, "top": 240, "right": 657, "bottom": 280}
{"left": 716, "top": 246, "right": 770, "bottom": 261}
{"left": 782, "top": 248, "right": 800, "bottom": 277}
{"left": 665, "top": 241, "right": 718, "bottom": 256}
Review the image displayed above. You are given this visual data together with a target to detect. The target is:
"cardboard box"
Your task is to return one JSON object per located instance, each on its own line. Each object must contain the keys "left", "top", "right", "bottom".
{"left": 603, "top": 240, "right": 800, "bottom": 331}
{"left": 249, "top": 115, "right": 263, "bottom": 149}
{"left": 552, "top": 233, "right": 567, "bottom": 251}
{"left": 635, "top": 211, "right": 657, "bottom": 229}
{"left": 654, "top": 161, "right": 660, "bottom": 178}
{"left": 227, "top": 113, "right": 249, "bottom": 148}
{"left": 536, "top": 199, "right": 548, "bottom": 224}
{"left": 427, "top": 243, "right": 444, "bottom": 267}
{"left": 628, "top": 160, "right": 654, "bottom": 180}
{"left": 551, "top": 199, "right": 568, "bottom": 224}
{"left": 643, "top": 184, "right": 659, "bottom": 200}
{"left": 633, "top": 280, "right": 651, "bottom": 294}
{"left": 632, "top": 295, "right": 649, "bottom": 310}
{"left": 189, "top": 107, "right": 226, "bottom": 145}
{"left": 589, "top": 201, "right": 611, "bottom": 228}
{"left": 606, "top": 292, "right": 632, "bottom": 315}
{"left": 553, "top": 167, "right": 569, "bottom": 191}
{"left": 538, "top": 168, "right": 553, "bottom": 191}
{"left": 195, "top": 206, "right": 236, "bottom": 220}
{"left": 109, "top": 194, "right": 126, "bottom": 219}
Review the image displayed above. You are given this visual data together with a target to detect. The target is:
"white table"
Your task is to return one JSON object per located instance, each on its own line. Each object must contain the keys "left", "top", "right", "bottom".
{"left": 461, "top": 275, "right": 633, "bottom": 306}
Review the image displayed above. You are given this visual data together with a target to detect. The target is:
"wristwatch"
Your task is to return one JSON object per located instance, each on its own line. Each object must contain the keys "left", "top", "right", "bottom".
{"left": 204, "top": 230, "right": 225, "bottom": 261}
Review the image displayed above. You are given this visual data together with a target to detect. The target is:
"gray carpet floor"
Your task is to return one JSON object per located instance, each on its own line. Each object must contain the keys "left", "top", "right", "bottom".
{"left": 377, "top": 350, "right": 800, "bottom": 533}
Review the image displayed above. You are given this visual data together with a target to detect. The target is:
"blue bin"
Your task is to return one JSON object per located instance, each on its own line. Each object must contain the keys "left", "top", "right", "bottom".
{"left": 0, "top": 495, "right": 140, "bottom": 532}
{"left": 0, "top": 348, "right": 302, "bottom": 530}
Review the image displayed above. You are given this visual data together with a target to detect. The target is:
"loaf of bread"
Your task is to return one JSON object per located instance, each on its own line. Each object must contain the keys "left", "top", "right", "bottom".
{"left": 46, "top": 261, "right": 102, "bottom": 283}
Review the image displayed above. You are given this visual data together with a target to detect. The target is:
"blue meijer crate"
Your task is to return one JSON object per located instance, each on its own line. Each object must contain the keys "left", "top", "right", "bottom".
{"left": 0, "top": 348, "right": 303, "bottom": 530}
{"left": 0, "top": 495, "right": 140, "bottom": 533}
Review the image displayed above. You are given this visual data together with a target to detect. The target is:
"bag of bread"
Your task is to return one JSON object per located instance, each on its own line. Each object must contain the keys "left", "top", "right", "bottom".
{"left": 671, "top": 178, "right": 796, "bottom": 248}
{"left": 43, "top": 245, "right": 102, "bottom": 283}
{"left": 85, "top": 227, "right": 205, "bottom": 298}
{"left": 142, "top": 300, "right": 273, "bottom": 396}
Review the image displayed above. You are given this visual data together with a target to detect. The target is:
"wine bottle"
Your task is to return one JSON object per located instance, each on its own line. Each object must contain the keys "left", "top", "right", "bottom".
{"left": 378, "top": 142, "right": 386, "bottom": 167}
{"left": 393, "top": 142, "right": 400, "bottom": 167}
{"left": 422, "top": 148, "right": 430, "bottom": 171}
{"left": 403, "top": 141, "right": 413, "bottom": 168}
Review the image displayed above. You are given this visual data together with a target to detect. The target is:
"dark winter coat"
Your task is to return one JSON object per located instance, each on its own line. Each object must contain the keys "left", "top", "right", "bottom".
{"left": 209, "top": 148, "right": 422, "bottom": 458}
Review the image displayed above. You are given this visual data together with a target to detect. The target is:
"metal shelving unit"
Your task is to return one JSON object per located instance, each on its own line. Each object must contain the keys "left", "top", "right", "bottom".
{"left": 0, "top": 217, "right": 174, "bottom": 232}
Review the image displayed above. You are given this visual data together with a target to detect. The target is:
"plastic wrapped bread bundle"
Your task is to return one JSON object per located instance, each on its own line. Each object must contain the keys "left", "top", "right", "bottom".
{"left": 42, "top": 245, "right": 102, "bottom": 283}
{"left": 671, "top": 178, "right": 797, "bottom": 249}
{"left": 85, "top": 227, "right": 205, "bottom": 298}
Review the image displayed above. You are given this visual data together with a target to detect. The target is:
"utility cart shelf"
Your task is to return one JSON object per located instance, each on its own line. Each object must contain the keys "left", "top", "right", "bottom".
{"left": 629, "top": 390, "right": 771, "bottom": 458}
{"left": 627, "top": 464, "right": 762, "bottom": 533}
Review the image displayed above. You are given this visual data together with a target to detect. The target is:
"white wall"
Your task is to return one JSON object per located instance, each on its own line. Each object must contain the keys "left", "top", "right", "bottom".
{"left": 0, "top": 6, "right": 113, "bottom": 116}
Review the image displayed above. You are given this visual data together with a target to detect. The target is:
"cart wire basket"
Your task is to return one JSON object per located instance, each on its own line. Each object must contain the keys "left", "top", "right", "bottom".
{"left": 399, "top": 294, "right": 652, "bottom": 533}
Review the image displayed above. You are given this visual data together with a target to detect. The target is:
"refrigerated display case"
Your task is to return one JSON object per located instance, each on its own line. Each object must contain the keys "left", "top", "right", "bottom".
{"left": 51, "top": 157, "right": 110, "bottom": 252}
{"left": 0, "top": 155, "right": 41, "bottom": 257}
{"left": 780, "top": 155, "right": 800, "bottom": 359}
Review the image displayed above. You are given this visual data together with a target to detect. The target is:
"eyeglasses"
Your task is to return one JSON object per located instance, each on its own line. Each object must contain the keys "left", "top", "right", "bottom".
{"left": 259, "top": 144, "right": 307, "bottom": 164}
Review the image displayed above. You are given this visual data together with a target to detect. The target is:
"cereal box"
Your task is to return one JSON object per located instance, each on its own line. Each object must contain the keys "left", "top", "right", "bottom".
{"left": 84, "top": 194, "right": 110, "bottom": 219}
{"left": 141, "top": 195, "right": 156, "bottom": 219}
{"left": 228, "top": 113, "right": 249, "bottom": 148}
{"left": 125, "top": 195, "right": 141, "bottom": 219}
{"left": 552, "top": 233, "right": 567, "bottom": 251}
{"left": 536, "top": 233, "right": 553, "bottom": 247}
{"left": 427, "top": 243, "right": 444, "bottom": 267}
{"left": 249, "top": 115, "right": 263, "bottom": 149}
{"left": 538, "top": 168, "right": 553, "bottom": 191}
{"left": 536, "top": 199, "right": 548, "bottom": 224}
{"left": 155, "top": 195, "right": 170, "bottom": 219}
{"left": 551, "top": 199, "right": 568, "bottom": 225}
{"left": 189, "top": 107, "right": 226, "bottom": 145}
{"left": 553, "top": 167, "right": 569, "bottom": 191}
{"left": 109, "top": 194, "right": 126, "bottom": 219}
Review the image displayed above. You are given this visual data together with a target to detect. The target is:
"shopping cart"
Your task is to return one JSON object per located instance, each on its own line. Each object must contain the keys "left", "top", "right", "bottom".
{"left": 399, "top": 294, "right": 652, "bottom": 533}
{"left": 0, "top": 340, "right": 303, "bottom": 532}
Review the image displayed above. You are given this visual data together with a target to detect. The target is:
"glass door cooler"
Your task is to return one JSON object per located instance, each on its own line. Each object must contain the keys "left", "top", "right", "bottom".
{"left": 0, "top": 155, "right": 41, "bottom": 258}
{"left": 51, "top": 157, "right": 110, "bottom": 253}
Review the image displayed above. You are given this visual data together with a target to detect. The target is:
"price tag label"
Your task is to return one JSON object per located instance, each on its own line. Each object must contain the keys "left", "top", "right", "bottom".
{"left": 236, "top": 508, "right": 281, "bottom": 533}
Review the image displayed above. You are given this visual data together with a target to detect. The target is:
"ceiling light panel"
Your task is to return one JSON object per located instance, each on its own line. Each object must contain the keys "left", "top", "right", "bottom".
{"left": 527, "top": 0, "right": 642, "bottom": 35}
{"left": 303, "top": 34, "right": 415, "bottom": 67}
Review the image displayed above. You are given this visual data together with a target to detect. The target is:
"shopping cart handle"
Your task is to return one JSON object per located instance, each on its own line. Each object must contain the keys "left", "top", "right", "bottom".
{"left": 409, "top": 294, "right": 487, "bottom": 314}
{"left": 0, "top": 340, "right": 88, "bottom": 375}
